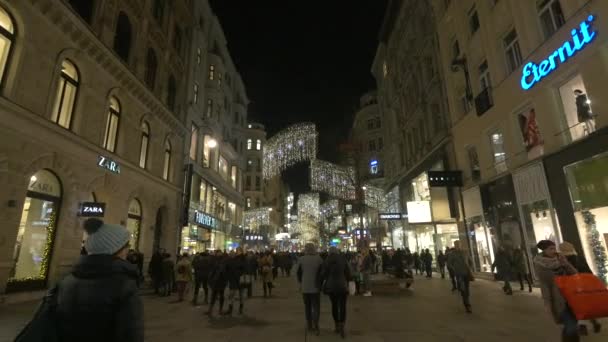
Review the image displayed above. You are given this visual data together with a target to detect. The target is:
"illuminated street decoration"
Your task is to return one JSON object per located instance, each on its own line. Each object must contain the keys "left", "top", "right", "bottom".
{"left": 521, "top": 15, "right": 596, "bottom": 90}
{"left": 320, "top": 199, "right": 340, "bottom": 218}
{"left": 310, "top": 159, "right": 356, "bottom": 200}
{"left": 263, "top": 123, "right": 318, "bottom": 179}
{"left": 363, "top": 184, "right": 387, "bottom": 210}
{"left": 297, "top": 193, "right": 320, "bottom": 243}
{"left": 244, "top": 207, "right": 272, "bottom": 231}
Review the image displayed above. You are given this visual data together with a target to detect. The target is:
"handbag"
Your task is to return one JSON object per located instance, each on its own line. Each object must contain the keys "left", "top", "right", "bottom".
{"left": 348, "top": 281, "right": 356, "bottom": 296}
{"left": 555, "top": 273, "right": 608, "bottom": 320}
{"left": 14, "top": 285, "right": 60, "bottom": 342}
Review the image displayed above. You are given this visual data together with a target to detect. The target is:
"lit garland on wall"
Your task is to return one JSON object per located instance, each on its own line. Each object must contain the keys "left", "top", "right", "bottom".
{"left": 244, "top": 207, "right": 272, "bottom": 231}
{"left": 263, "top": 123, "right": 318, "bottom": 179}
{"left": 297, "top": 193, "right": 321, "bottom": 243}
{"left": 583, "top": 210, "right": 608, "bottom": 283}
{"left": 310, "top": 159, "right": 356, "bottom": 200}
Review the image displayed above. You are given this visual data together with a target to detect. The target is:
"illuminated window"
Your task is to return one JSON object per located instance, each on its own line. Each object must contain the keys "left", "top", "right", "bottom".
{"left": 163, "top": 139, "right": 172, "bottom": 180}
{"left": 247, "top": 139, "right": 252, "bottom": 150}
{"left": 538, "top": 0, "right": 565, "bottom": 39}
{"left": 246, "top": 197, "right": 251, "bottom": 209}
{"left": 219, "top": 156, "right": 229, "bottom": 181}
{"left": 102, "top": 97, "right": 120, "bottom": 152}
{"left": 218, "top": 73, "right": 222, "bottom": 87}
{"left": 139, "top": 122, "right": 150, "bottom": 169}
{"left": 0, "top": 6, "right": 14, "bottom": 86}
{"left": 193, "top": 82, "right": 199, "bottom": 104}
{"left": 231, "top": 166, "right": 237, "bottom": 188}
{"left": 209, "top": 65, "right": 215, "bottom": 80}
{"left": 51, "top": 60, "right": 79, "bottom": 129}
{"left": 489, "top": 130, "right": 507, "bottom": 173}
{"left": 256, "top": 139, "right": 262, "bottom": 151}
{"left": 206, "top": 99, "right": 213, "bottom": 118}
{"left": 197, "top": 47, "right": 202, "bottom": 65}
{"left": 246, "top": 159, "right": 252, "bottom": 171}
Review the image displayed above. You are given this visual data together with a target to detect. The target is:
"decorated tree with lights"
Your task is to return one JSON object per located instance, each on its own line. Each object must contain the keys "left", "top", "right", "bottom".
{"left": 582, "top": 210, "right": 608, "bottom": 283}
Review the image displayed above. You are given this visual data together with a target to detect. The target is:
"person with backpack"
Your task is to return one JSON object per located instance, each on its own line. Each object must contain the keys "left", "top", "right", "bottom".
{"left": 47, "top": 218, "right": 143, "bottom": 341}
{"left": 175, "top": 253, "right": 193, "bottom": 302}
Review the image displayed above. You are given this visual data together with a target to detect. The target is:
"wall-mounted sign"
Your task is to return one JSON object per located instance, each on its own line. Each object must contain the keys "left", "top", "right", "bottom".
{"left": 193, "top": 211, "right": 218, "bottom": 230}
{"left": 428, "top": 171, "right": 463, "bottom": 187}
{"left": 379, "top": 213, "right": 402, "bottom": 220}
{"left": 406, "top": 201, "right": 432, "bottom": 223}
{"left": 98, "top": 155, "right": 121, "bottom": 174}
{"left": 78, "top": 202, "right": 106, "bottom": 217}
{"left": 521, "top": 15, "right": 596, "bottom": 90}
{"left": 245, "top": 235, "right": 264, "bottom": 241}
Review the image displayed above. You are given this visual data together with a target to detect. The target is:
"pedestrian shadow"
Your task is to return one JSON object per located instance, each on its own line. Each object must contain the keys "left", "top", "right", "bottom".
{"left": 207, "top": 315, "right": 270, "bottom": 330}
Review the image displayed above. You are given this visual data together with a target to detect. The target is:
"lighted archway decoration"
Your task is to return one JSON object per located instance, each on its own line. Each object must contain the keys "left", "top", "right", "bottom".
{"left": 310, "top": 159, "right": 356, "bottom": 200}
{"left": 296, "top": 193, "right": 321, "bottom": 243}
{"left": 263, "top": 123, "right": 318, "bottom": 179}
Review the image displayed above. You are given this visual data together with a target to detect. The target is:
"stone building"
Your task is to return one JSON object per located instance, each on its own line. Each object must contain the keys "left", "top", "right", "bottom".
{"left": 0, "top": 0, "right": 194, "bottom": 294}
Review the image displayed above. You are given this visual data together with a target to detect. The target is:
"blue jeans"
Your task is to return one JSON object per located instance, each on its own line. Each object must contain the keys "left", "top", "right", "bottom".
{"left": 560, "top": 306, "right": 579, "bottom": 338}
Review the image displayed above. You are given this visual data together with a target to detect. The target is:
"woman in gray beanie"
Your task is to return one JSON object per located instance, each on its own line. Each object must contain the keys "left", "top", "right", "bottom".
{"left": 55, "top": 218, "right": 143, "bottom": 341}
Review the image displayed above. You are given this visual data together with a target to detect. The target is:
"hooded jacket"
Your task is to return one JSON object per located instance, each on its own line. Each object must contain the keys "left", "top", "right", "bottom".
{"left": 56, "top": 254, "right": 143, "bottom": 342}
{"left": 533, "top": 253, "right": 577, "bottom": 324}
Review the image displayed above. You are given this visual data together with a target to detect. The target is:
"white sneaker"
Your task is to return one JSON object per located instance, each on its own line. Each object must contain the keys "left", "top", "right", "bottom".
{"left": 363, "top": 291, "right": 372, "bottom": 297}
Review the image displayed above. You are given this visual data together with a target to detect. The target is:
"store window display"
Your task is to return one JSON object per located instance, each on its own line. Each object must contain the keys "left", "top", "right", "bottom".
{"left": 10, "top": 170, "right": 62, "bottom": 288}
{"left": 467, "top": 216, "right": 494, "bottom": 272}
{"left": 516, "top": 108, "right": 543, "bottom": 160}
{"left": 436, "top": 224, "right": 459, "bottom": 252}
{"left": 521, "top": 200, "right": 561, "bottom": 258}
{"left": 565, "top": 152, "right": 608, "bottom": 280}
{"left": 126, "top": 199, "right": 142, "bottom": 250}
{"left": 558, "top": 75, "right": 597, "bottom": 141}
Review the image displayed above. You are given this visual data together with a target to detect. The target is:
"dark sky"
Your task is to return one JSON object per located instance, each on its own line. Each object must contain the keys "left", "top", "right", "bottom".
{"left": 210, "top": 1, "right": 388, "bottom": 195}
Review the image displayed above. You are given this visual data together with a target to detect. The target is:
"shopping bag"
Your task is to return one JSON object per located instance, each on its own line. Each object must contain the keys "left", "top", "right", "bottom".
{"left": 555, "top": 273, "right": 608, "bottom": 320}
{"left": 348, "top": 281, "right": 356, "bottom": 296}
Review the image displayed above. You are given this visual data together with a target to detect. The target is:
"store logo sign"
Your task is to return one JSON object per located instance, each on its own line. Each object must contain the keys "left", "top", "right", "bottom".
{"left": 79, "top": 202, "right": 106, "bottom": 217}
{"left": 379, "top": 213, "right": 402, "bottom": 220}
{"left": 521, "top": 15, "right": 596, "bottom": 90}
{"left": 98, "top": 155, "right": 121, "bottom": 174}
{"left": 194, "top": 211, "right": 217, "bottom": 229}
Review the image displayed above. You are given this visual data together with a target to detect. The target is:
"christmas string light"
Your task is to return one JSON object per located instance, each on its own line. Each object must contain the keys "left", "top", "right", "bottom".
{"left": 310, "top": 159, "right": 356, "bottom": 200}
{"left": 297, "top": 193, "right": 321, "bottom": 243}
{"left": 363, "top": 184, "right": 387, "bottom": 210}
{"left": 244, "top": 207, "right": 272, "bottom": 231}
{"left": 263, "top": 123, "right": 318, "bottom": 179}
{"left": 320, "top": 199, "right": 340, "bottom": 218}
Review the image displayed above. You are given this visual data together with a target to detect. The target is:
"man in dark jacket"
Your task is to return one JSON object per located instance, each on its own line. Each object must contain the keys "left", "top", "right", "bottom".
{"left": 492, "top": 246, "right": 514, "bottom": 295}
{"left": 206, "top": 251, "right": 228, "bottom": 317}
{"left": 321, "top": 247, "right": 352, "bottom": 337}
{"left": 422, "top": 249, "right": 433, "bottom": 278}
{"left": 149, "top": 249, "right": 163, "bottom": 294}
{"left": 224, "top": 248, "right": 246, "bottom": 315}
{"left": 437, "top": 250, "right": 447, "bottom": 279}
{"left": 57, "top": 218, "right": 143, "bottom": 342}
{"left": 192, "top": 252, "right": 212, "bottom": 305}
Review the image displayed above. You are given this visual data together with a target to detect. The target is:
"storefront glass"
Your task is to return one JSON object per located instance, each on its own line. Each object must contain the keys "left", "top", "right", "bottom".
{"left": 126, "top": 199, "right": 142, "bottom": 250}
{"left": 558, "top": 74, "right": 596, "bottom": 141}
{"left": 468, "top": 216, "right": 494, "bottom": 273}
{"left": 411, "top": 224, "right": 435, "bottom": 257}
{"left": 10, "top": 170, "right": 61, "bottom": 283}
{"left": 436, "top": 223, "right": 459, "bottom": 252}
{"left": 521, "top": 200, "right": 560, "bottom": 258}
{"left": 565, "top": 152, "right": 608, "bottom": 277}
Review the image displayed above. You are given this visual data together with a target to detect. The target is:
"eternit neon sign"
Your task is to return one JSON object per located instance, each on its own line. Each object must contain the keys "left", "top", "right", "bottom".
{"left": 521, "top": 15, "right": 597, "bottom": 90}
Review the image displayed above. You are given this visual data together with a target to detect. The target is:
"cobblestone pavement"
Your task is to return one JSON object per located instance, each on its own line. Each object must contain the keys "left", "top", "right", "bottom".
{"left": 2, "top": 273, "right": 607, "bottom": 342}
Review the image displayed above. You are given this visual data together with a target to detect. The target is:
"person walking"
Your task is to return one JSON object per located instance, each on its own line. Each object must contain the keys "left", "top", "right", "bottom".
{"left": 149, "top": 249, "right": 163, "bottom": 294}
{"left": 559, "top": 241, "right": 602, "bottom": 335}
{"left": 192, "top": 252, "right": 212, "bottom": 305}
{"left": 259, "top": 251, "right": 274, "bottom": 297}
{"left": 244, "top": 251, "right": 258, "bottom": 297}
{"left": 437, "top": 250, "right": 447, "bottom": 279}
{"left": 349, "top": 253, "right": 361, "bottom": 295}
{"left": 224, "top": 248, "right": 246, "bottom": 315}
{"left": 445, "top": 248, "right": 458, "bottom": 291}
{"left": 55, "top": 218, "right": 143, "bottom": 341}
{"left": 321, "top": 247, "right": 352, "bottom": 338}
{"left": 160, "top": 253, "right": 174, "bottom": 297}
{"left": 512, "top": 246, "right": 533, "bottom": 292}
{"left": 534, "top": 240, "right": 579, "bottom": 341}
{"left": 422, "top": 249, "right": 433, "bottom": 278}
{"left": 296, "top": 243, "right": 324, "bottom": 335}
{"left": 175, "top": 253, "right": 193, "bottom": 302}
{"left": 447, "top": 240, "right": 474, "bottom": 313}
{"left": 359, "top": 249, "right": 373, "bottom": 296}
{"left": 492, "top": 245, "right": 514, "bottom": 295}
{"left": 413, "top": 252, "right": 422, "bottom": 275}
{"left": 206, "top": 251, "right": 228, "bottom": 317}
{"left": 284, "top": 252, "right": 294, "bottom": 277}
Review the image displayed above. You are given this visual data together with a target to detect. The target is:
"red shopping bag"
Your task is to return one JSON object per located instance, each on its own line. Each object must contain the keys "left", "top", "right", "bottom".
{"left": 554, "top": 273, "right": 608, "bottom": 320}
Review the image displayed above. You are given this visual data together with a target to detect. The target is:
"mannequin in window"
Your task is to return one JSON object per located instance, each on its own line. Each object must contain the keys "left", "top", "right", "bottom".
{"left": 574, "top": 89, "right": 596, "bottom": 133}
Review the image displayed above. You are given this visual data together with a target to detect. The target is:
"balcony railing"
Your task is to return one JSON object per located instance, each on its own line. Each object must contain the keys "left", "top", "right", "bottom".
{"left": 475, "top": 87, "right": 493, "bottom": 116}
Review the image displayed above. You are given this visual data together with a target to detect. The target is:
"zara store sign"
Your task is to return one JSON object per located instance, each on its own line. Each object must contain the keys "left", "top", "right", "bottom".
{"left": 521, "top": 15, "right": 597, "bottom": 90}
{"left": 98, "top": 155, "right": 121, "bottom": 174}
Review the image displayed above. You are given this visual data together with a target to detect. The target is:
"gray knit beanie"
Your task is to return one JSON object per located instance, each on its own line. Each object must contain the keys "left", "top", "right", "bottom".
{"left": 84, "top": 218, "right": 131, "bottom": 255}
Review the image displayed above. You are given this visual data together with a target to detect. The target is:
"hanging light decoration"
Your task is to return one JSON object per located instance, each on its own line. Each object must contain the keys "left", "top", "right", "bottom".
{"left": 297, "top": 193, "right": 321, "bottom": 243}
{"left": 263, "top": 123, "right": 318, "bottom": 179}
{"left": 363, "top": 184, "right": 387, "bottom": 210}
{"left": 244, "top": 207, "right": 272, "bottom": 231}
{"left": 310, "top": 159, "right": 356, "bottom": 200}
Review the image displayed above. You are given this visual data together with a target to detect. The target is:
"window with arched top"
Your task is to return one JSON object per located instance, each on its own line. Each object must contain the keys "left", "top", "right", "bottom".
{"left": 113, "top": 12, "right": 132, "bottom": 62}
{"left": 163, "top": 139, "right": 171, "bottom": 181}
{"left": 51, "top": 60, "right": 79, "bottom": 129}
{"left": 145, "top": 48, "right": 157, "bottom": 89}
{"left": 68, "top": 0, "right": 95, "bottom": 24}
{"left": 139, "top": 121, "right": 150, "bottom": 169}
{"left": 0, "top": 6, "right": 14, "bottom": 87}
{"left": 103, "top": 97, "right": 120, "bottom": 152}
{"left": 167, "top": 75, "right": 176, "bottom": 111}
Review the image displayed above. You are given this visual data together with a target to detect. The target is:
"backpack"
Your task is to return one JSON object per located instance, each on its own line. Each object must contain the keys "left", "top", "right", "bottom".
{"left": 14, "top": 285, "right": 60, "bottom": 342}
{"left": 177, "top": 264, "right": 187, "bottom": 274}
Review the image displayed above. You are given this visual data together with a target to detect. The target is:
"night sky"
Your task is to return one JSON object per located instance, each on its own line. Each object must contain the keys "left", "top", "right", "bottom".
{"left": 210, "top": 1, "right": 388, "bottom": 195}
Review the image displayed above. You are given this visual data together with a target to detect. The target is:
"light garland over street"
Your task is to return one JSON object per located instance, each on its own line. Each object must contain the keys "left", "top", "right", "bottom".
{"left": 263, "top": 123, "right": 318, "bottom": 179}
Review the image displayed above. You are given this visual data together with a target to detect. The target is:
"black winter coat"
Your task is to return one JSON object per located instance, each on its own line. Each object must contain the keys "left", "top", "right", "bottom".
{"left": 209, "top": 256, "right": 228, "bottom": 290}
{"left": 225, "top": 255, "right": 245, "bottom": 290}
{"left": 192, "top": 254, "right": 212, "bottom": 278}
{"left": 321, "top": 253, "right": 352, "bottom": 294}
{"left": 56, "top": 255, "right": 143, "bottom": 342}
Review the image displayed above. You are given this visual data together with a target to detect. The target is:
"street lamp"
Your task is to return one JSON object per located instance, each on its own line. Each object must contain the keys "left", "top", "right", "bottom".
{"left": 206, "top": 138, "right": 218, "bottom": 148}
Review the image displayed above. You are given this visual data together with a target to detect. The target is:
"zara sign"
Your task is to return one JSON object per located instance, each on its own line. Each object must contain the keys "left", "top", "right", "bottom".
{"left": 521, "top": 15, "right": 596, "bottom": 90}
{"left": 98, "top": 155, "right": 121, "bottom": 174}
{"left": 78, "top": 202, "right": 106, "bottom": 217}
